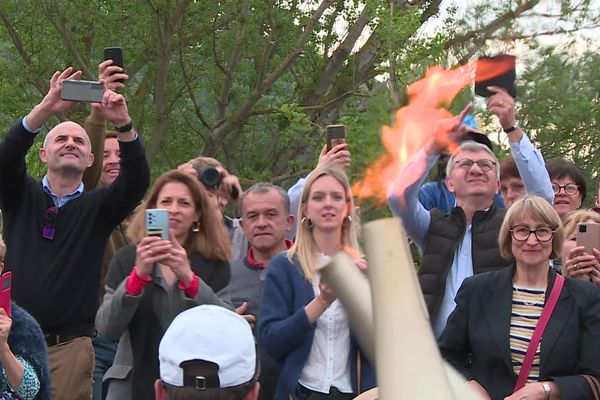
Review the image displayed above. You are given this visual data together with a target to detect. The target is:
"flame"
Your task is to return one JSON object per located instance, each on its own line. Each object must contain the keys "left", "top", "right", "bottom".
{"left": 353, "top": 56, "right": 515, "bottom": 205}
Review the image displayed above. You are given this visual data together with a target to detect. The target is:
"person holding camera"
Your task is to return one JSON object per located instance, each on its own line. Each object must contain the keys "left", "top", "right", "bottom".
{"left": 0, "top": 67, "right": 149, "bottom": 399}
{"left": 96, "top": 170, "right": 232, "bottom": 400}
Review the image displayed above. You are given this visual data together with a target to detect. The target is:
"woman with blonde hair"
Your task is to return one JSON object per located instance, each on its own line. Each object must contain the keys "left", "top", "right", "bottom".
{"left": 96, "top": 170, "right": 232, "bottom": 400}
{"left": 561, "top": 209, "right": 600, "bottom": 287}
{"left": 258, "top": 167, "right": 376, "bottom": 400}
{"left": 439, "top": 196, "right": 600, "bottom": 399}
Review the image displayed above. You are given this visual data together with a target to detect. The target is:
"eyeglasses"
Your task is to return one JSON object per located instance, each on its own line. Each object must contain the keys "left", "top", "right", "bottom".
{"left": 42, "top": 206, "right": 58, "bottom": 240}
{"left": 454, "top": 158, "right": 496, "bottom": 172}
{"left": 552, "top": 183, "right": 579, "bottom": 196}
{"left": 510, "top": 225, "right": 555, "bottom": 242}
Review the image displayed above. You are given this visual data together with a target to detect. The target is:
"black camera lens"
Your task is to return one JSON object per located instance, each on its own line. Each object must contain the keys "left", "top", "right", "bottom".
{"left": 579, "top": 224, "right": 587, "bottom": 233}
{"left": 197, "top": 166, "right": 221, "bottom": 189}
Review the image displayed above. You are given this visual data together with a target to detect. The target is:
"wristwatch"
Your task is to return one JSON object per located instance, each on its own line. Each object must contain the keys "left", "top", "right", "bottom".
{"left": 503, "top": 123, "right": 519, "bottom": 133}
{"left": 541, "top": 382, "right": 551, "bottom": 400}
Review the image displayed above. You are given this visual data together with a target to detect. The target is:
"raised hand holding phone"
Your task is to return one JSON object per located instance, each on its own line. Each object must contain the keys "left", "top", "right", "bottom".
{"left": 162, "top": 229, "right": 194, "bottom": 285}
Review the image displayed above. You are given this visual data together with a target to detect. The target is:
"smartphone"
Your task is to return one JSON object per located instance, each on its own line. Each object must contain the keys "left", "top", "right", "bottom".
{"left": 0, "top": 272, "right": 11, "bottom": 318}
{"left": 474, "top": 54, "right": 517, "bottom": 98}
{"left": 104, "top": 47, "right": 124, "bottom": 83}
{"left": 145, "top": 209, "right": 170, "bottom": 240}
{"left": 326, "top": 124, "right": 347, "bottom": 152}
{"left": 61, "top": 80, "right": 105, "bottom": 103}
{"left": 576, "top": 223, "right": 600, "bottom": 254}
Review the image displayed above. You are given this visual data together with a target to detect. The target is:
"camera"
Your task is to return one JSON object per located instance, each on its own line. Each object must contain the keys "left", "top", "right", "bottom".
{"left": 579, "top": 225, "right": 587, "bottom": 233}
{"left": 196, "top": 166, "right": 222, "bottom": 189}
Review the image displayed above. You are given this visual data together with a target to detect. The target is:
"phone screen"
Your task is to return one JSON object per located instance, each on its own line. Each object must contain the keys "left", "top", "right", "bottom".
{"left": 326, "top": 125, "right": 347, "bottom": 152}
{"left": 61, "top": 80, "right": 105, "bottom": 103}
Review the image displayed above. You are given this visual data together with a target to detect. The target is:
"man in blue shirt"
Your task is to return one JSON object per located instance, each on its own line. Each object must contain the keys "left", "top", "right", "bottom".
{"left": 0, "top": 67, "right": 149, "bottom": 399}
{"left": 388, "top": 87, "right": 553, "bottom": 337}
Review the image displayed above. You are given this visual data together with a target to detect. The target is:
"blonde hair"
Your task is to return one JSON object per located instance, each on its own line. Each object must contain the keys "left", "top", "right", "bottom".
{"left": 288, "top": 167, "right": 360, "bottom": 282}
{"left": 127, "top": 170, "right": 231, "bottom": 261}
{"left": 562, "top": 209, "right": 600, "bottom": 240}
{"left": 498, "top": 195, "right": 563, "bottom": 260}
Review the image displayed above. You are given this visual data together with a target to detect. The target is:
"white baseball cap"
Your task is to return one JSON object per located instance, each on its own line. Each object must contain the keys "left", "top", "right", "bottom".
{"left": 159, "top": 305, "right": 256, "bottom": 388}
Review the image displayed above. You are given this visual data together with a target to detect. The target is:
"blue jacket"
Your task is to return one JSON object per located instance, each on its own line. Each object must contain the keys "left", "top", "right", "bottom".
{"left": 258, "top": 253, "right": 376, "bottom": 400}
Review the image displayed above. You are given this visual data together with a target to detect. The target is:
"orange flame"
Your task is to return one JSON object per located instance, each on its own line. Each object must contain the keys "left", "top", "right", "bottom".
{"left": 353, "top": 56, "right": 515, "bottom": 205}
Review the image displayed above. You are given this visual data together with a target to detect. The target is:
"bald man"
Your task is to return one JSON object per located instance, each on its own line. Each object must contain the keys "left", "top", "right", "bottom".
{"left": 0, "top": 67, "right": 150, "bottom": 399}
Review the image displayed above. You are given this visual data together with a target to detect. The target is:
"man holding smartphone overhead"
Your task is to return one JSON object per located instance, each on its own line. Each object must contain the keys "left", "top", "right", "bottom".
{"left": 0, "top": 67, "right": 149, "bottom": 400}
{"left": 388, "top": 85, "right": 554, "bottom": 338}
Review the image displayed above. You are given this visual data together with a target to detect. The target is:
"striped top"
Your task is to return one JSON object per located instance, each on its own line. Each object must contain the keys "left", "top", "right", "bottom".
{"left": 510, "top": 286, "right": 546, "bottom": 381}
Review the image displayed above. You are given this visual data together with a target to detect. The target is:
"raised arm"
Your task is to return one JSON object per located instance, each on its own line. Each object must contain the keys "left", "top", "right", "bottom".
{"left": 486, "top": 87, "right": 553, "bottom": 204}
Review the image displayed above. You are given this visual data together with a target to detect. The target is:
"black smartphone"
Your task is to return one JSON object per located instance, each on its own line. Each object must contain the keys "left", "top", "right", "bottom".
{"left": 104, "top": 47, "right": 124, "bottom": 83}
{"left": 326, "top": 124, "right": 347, "bottom": 152}
{"left": 61, "top": 80, "right": 105, "bottom": 103}
{"left": 474, "top": 54, "right": 517, "bottom": 98}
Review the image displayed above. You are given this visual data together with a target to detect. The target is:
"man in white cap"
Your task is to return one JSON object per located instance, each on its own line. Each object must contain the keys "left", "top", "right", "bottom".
{"left": 155, "top": 305, "right": 260, "bottom": 400}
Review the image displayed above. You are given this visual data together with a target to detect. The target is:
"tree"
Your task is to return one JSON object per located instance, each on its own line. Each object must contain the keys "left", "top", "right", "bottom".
{"left": 0, "top": 0, "right": 596, "bottom": 212}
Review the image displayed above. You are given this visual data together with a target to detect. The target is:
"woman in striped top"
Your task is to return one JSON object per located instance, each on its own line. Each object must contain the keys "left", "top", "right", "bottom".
{"left": 439, "top": 195, "right": 600, "bottom": 400}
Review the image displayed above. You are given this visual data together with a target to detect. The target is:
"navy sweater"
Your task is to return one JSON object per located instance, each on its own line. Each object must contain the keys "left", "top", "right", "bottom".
{"left": 0, "top": 119, "right": 149, "bottom": 334}
{"left": 258, "top": 252, "right": 376, "bottom": 400}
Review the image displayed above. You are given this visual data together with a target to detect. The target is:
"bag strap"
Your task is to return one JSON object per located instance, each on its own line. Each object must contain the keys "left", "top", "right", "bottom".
{"left": 513, "top": 273, "right": 565, "bottom": 392}
{"left": 580, "top": 374, "right": 600, "bottom": 400}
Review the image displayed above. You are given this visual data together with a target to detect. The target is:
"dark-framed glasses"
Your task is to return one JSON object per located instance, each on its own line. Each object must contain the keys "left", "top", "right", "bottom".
{"left": 42, "top": 206, "right": 58, "bottom": 240}
{"left": 510, "top": 225, "right": 554, "bottom": 242}
{"left": 551, "top": 183, "right": 579, "bottom": 196}
{"left": 454, "top": 158, "right": 496, "bottom": 172}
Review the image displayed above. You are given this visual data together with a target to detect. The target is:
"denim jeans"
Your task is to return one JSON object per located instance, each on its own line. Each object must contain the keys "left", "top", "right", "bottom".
{"left": 92, "top": 333, "right": 118, "bottom": 400}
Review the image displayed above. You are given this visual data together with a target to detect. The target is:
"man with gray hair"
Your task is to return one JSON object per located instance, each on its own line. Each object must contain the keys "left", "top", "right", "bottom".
{"left": 388, "top": 87, "right": 553, "bottom": 338}
{"left": 229, "top": 182, "right": 293, "bottom": 400}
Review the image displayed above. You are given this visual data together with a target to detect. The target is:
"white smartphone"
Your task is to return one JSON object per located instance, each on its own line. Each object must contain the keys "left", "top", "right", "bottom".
{"left": 145, "top": 209, "right": 169, "bottom": 240}
{"left": 61, "top": 80, "right": 105, "bottom": 103}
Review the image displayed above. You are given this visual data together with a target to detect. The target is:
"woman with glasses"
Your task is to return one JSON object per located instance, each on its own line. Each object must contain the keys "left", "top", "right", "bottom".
{"left": 96, "top": 170, "right": 232, "bottom": 400}
{"left": 439, "top": 196, "right": 600, "bottom": 399}
{"left": 561, "top": 209, "right": 600, "bottom": 288}
{"left": 546, "top": 158, "right": 588, "bottom": 221}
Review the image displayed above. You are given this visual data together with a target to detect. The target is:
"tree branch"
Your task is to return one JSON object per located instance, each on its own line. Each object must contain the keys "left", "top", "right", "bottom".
{"left": 42, "top": 0, "right": 94, "bottom": 79}
{"left": 444, "top": 0, "right": 541, "bottom": 49}
{"left": 215, "top": 1, "right": 250, "bottom": 126}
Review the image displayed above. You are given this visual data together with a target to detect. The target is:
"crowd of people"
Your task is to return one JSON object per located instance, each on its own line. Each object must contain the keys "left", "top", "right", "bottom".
{"left": 0, "top": 57, "right": 598, "bottom": 400}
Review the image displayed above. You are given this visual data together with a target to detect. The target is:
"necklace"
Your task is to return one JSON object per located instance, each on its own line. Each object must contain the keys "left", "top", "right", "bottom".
{"left": 513, "top": 285, "right": 545, "bottom": 307}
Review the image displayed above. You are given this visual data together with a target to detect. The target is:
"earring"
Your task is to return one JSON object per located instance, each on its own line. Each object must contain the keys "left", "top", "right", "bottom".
{"left": 301, "top": 217, "right": 313, "bottom": 228}
{"left": 345, "top": 215, "right": 352, "bottom": 223}
{"left": 192, "top": 221, "right": 200, "bottom": 232}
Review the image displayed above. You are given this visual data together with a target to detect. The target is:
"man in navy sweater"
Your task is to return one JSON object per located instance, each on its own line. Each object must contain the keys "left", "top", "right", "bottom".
{"left": 0, "top": 67, "right": 149, "bottom": 399}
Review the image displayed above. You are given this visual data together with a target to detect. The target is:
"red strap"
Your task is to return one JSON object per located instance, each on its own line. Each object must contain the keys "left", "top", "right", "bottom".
{"left": 125, "top": 267, "right": 152, "bottom": 296}
{"left": 178, "top": 275, "right": 200, "bottom": 298}
{"left": 513, "top": 274, "right": 565, "bottom": 392}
